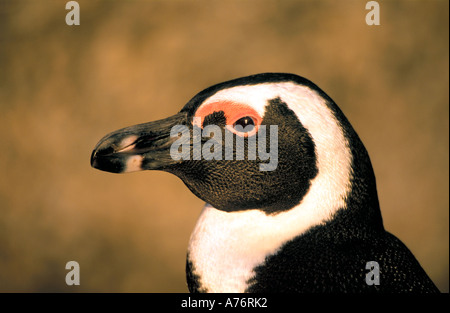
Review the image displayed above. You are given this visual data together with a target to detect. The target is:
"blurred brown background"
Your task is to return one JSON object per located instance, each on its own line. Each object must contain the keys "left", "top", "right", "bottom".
{"left": 0, "top": 0, "right": 448, "bottom": 292}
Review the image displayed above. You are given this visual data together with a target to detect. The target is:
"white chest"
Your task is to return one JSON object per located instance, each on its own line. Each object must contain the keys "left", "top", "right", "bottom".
{"left": 187, "top": 205, "right": 278, "bottom": 292}
{"left": 186, "top": 197, "right": 343, "bottom": 292}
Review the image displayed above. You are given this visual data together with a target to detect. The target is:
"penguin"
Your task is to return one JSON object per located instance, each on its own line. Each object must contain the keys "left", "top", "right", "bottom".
{"left": 90, "top": 73, "right": 439, "bottom": 293}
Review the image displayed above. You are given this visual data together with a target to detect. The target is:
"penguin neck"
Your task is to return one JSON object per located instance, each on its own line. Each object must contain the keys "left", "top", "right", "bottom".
{"left": 187, "top": 159, "right": 356, "bottom": 293}
{"left": 187, "top": 172, "right": 381, "bottom": 293}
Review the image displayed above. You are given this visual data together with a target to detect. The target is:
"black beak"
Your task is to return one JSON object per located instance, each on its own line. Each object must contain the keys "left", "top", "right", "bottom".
{"left": 91, "top": 112, "right": 188, "bottom": 173}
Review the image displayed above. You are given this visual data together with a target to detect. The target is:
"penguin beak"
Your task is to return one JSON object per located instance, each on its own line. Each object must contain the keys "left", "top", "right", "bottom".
{"left": 91, "top": 112, "right": 187, "bottom": 173}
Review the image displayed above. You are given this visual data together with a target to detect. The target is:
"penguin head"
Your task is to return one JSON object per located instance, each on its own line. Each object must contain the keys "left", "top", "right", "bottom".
{"left": 91, "top": 73, "right": 379, "bottom": 218}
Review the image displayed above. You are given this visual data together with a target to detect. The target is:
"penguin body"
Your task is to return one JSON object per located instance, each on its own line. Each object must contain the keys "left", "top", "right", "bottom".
{"left": 91, "top": 73, "right": 438, "bottom": 293}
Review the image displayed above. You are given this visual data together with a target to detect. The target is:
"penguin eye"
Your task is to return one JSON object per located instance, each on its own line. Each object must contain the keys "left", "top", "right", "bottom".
{"left": 194, "top": 101, "right": 261, "bottom": 137}
{"left": 233, "top": 116, "right": 255, "bottom": 133}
